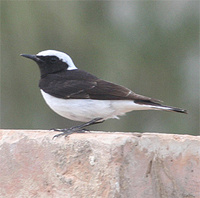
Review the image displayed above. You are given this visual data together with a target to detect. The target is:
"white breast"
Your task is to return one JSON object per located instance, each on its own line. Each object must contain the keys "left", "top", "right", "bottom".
{"left": 40, "top": 90, "right": 155, "bottom": 122}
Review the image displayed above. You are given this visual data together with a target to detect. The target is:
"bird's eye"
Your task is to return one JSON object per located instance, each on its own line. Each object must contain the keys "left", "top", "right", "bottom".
{"left": 49, "top": 57, "right": 58, "bottom": 63}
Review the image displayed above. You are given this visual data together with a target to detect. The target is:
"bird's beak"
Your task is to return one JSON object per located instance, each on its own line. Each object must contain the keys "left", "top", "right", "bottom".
{"left": 20, "top": 54, "right": 43, "bottom": 62}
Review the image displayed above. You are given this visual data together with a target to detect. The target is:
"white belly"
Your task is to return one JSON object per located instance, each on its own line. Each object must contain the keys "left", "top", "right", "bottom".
{"left": 40, "top": 90, "right": 154, "bottom": 122}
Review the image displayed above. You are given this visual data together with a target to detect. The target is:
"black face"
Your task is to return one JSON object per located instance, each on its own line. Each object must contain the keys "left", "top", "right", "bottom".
{"left": 21, "top": 54, "right": 69, "bottom": 77}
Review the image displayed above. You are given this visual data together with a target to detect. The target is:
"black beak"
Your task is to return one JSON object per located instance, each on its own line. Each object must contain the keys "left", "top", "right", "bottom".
{"left": 20, "top": 54, "right": 42, "bottom": 62}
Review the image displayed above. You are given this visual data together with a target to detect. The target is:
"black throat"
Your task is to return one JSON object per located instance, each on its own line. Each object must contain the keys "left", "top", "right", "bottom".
{"left": 36, "top": 55, "right": 70, "bottom": 78}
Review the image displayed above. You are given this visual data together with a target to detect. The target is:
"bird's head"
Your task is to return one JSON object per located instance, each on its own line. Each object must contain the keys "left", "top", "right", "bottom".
{"left": 21, "top": 50, "right": 77, "bottom": 77}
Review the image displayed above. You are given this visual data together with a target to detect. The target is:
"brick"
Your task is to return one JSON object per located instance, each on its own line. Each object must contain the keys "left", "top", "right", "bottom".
{"left": 0, "top": 130, "right": 199, "bottom": 198}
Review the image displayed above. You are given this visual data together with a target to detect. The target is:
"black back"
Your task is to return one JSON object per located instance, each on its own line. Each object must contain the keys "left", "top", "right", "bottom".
{"left": 39, "top": 69, "right": 163, "bottom": 105}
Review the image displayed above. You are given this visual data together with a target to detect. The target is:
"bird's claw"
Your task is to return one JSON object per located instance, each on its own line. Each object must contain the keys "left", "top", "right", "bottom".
{"left": 51, "top": 117, "right": 103, "bottom": 139}
{"left": 52, "top": 127, "right": 88, "bottom": 139}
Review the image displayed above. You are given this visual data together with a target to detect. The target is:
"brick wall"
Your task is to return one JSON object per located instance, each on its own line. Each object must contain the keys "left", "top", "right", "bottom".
{"left": 0, "top": 130, "right": 199, "bottom": 198}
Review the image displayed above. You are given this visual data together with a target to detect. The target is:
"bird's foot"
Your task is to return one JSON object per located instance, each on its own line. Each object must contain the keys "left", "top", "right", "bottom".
{"left": 52, "top": 127, "right": 88, "bottom": 139}
{"left": 51, "top": 117, "right": 104, "bottom": 139}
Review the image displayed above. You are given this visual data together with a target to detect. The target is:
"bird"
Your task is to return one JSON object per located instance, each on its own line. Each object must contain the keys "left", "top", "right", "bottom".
{"left": 21, "top": 50, "right": 187, "bottom": 138}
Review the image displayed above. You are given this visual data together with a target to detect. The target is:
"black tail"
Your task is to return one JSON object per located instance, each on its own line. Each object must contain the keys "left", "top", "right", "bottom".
{"left": 152, "top": 104, "right": 188, "bottom": 114}
{"left": 168, "top": 107, "right": 187, "bottom": 114}
{"left": 134, "top": 99, "right": 187, "bottom": 114}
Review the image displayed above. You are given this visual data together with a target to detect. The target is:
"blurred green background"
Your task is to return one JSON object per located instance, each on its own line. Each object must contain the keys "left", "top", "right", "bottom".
{"left": 1, "top": 1, "right": 199, "bottom": 135}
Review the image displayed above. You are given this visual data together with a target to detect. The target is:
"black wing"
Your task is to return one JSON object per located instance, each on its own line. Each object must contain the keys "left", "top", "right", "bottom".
{"left": 39, "top": 69, "right": 162, "bottom": 104}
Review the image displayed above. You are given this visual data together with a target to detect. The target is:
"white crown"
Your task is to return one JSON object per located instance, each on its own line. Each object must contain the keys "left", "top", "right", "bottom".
{"left": 37, "top": 50, "right": 77, "bottom": 70}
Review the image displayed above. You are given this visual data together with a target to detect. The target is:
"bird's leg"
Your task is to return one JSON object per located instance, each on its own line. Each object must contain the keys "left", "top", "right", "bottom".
{"left": 52, "top": 118, "right": 104, "bottom": 139}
